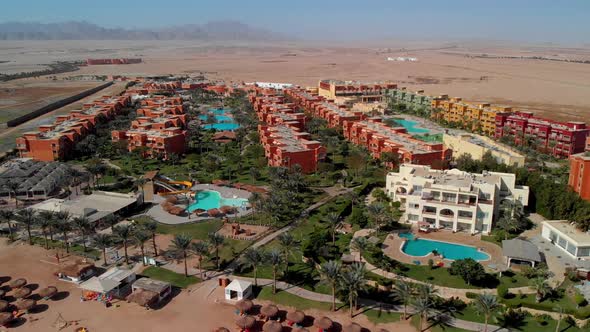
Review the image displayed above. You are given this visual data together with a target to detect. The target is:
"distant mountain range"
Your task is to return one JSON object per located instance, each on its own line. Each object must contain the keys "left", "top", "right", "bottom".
{"left": 0, "top": 21, "right": 292, "bottom": 41}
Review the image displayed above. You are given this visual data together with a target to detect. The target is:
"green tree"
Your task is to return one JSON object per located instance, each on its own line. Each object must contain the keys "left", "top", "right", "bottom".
{"left": 242, "top": 247, "right": 264, "bottom": 286}
{"left": 16, "top": 209, "right": 37, "bottom": 245}
{"left": 351, "top": 236, "right": 370, "bottom": 262}
{"left": 37, "top": 210, "right": 56, "bottom": 241}
{"left": 72, "top": 216, "right": 94, "bottom": 252}
{"left": 169, "top": 234, "right": 193, "bottom": 277}
{"left": 413, "top": 296, "right": 435, "bottom": 332}
{"left": 134, "top": 177, "right": 148, "bottom": 204}
{"left": 266, "top": 249, "right": 283, "bottom": 294}
{"left": 138, "top": 218, "right": 159, "bottom": 256}
{"left": 0, "top": 210, "right": 14, "bottom": 241}
{"left": 532, "top": 277, "right": 551, "bottom": 303}
{"left": 133, "top": 230, "right": 151, "bottom": 266}
{"left": 6, "top": 180, "right": 21, "bottom": 209}
{"left": 191, "top": 241, "right": 209, "bottom": 280}
{"left": 208, "top": 232, "right": 225, "bottom": 270}
{"left": 325, "top": 212, "right": 340, "bottom": 245}
{"left": 277, "top": 232, "right": 296, "bottom": 275}
{"left": 391, "top": 279, "right": 414, "bottom": 320}
{"left": 55, "top": 211, "right": 71, "bottom": 253}
{"left": 93, "top": 234, "right": 112, "bottom": 265}
{"left": 319, "top": 260, "right": 341, "bottom": 311}
{"left": 113, "top": 224, "right": 134, "bottom": 264}
{"left": 474, "top": 294, "right": 501, "bottom": 332}
{"left": 339, "top": 262, "right": 366, "bottom": 317}
{"left": 34, "top": 213, "right": 51, "bottom": 249}
{"left": 449, "top": 258, "right": 486, "bottom": 285}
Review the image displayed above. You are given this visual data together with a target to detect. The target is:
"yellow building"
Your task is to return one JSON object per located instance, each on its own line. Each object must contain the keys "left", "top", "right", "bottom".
{"left": 433, "top": 97, "right": 511, "bottom": 136}
{"left": 444, "top": 133, "right": 525, "bottom": 167}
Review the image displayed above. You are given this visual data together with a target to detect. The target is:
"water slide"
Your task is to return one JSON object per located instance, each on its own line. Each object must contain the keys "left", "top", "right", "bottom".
{"left": 155, "top": 179, "right": 193, "bottom": 196}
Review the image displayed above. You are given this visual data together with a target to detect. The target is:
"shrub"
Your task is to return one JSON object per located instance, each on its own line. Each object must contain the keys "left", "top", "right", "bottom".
{"left": 533, "top": 314, "right": 550, "bottom": 326}
{"left": 465, "top": 292, "right": 478, "bottom": 299}
{"left": 449, "top": 258, "right": 486, "bottom": 285}
{"left": 575, "top": 293, "right": 588, "bottom": 307}
{"left": 497, "top": 284, "right": 509, "bottom": 299}
{"left": 428, "top": 259, "right": 434, "bottom": 270}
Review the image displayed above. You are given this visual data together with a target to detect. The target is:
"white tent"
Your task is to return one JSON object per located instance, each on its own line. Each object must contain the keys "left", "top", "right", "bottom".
{"left": 224, "top": 279, "right": 252, "bottom": 301}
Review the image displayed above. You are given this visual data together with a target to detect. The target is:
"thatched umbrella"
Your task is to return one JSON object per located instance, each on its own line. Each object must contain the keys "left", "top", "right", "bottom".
{"left": 219, "top": 206, "right": 236, "bottom": 215}
{"left": 235, "top": 315, "right": 256, "bottom": 329}
{"left": 14, "top": 298, "right": 36, "bottom": 312}
{"left": 314, "top": 316, "right": 332, "bottom": 330}
{"left": 38, "top": 286, "right": 58, "bottom": 299}
{"left": 286, "top": 310, "right": 305, "bottom": 324}
{"left": 0, "top": 312, "right": 12, "bottom": 326}
{"left": 213, "top": 328, "right": 230, "bottom": 332}
{"left": 262, "top": 320, "right": 283, "bottom": 332}
{"left": 260, "top": 304, "right": 279, "bottom": 318}
{"left": 13, "top": 287, "right": 31, "bottom": 299}
{"left": 0, "top": 300, "right": 8, "bottom": 312}
{"left": 8, "top": 278, "right": 26, "bottom": 289}
{"left": 235, "top": 299, "right": 253, "bottom": 314}
{"left": 0, "top": 289, "right": 5, "bottom": 298}
{"left": 291, "top": 328, "right": 309, "bottom": 332}
{"left": 342, "top": 322, "right": 362, "bottom": 332}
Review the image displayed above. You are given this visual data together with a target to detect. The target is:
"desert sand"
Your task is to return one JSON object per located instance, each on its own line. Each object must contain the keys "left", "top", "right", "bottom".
{"left": 0, "top": 238, "right": 416, "bottom": 332}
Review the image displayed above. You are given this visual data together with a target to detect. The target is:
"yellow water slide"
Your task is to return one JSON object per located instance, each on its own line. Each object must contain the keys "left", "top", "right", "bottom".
{"left": 156, "top": 180, "right": 193, "bottom": 196}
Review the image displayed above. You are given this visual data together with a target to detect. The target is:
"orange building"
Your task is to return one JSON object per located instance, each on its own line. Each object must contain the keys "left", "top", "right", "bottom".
{"left": 569, "top": 153, "right": 590, "bottom": 201}
{"left": 16, "top": 95, "right": 130, "bottom": 161}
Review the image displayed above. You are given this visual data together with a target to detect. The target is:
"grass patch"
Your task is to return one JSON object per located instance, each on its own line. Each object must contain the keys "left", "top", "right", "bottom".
{"left": 363, "top": 308, "right": 402, "bottom": 324}
{"left": 156, "top": 219, "right": 223, "bottom": 239}
{"left": 30, "top": 236, "right": 100, "bottom": 260}
{"left": 141, "top": 266, "right": 200, "bottom": 288}
{"left": 256, "top": 286, "right": 332, "bottom": 311}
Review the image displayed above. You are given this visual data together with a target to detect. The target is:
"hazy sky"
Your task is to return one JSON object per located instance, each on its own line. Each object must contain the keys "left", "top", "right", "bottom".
{"left": 2, "top": 0, "right": 589, "bottom": 43}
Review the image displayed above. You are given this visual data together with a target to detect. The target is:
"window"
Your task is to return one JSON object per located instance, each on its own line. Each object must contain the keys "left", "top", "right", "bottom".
{"left": 557, "top": 237, "right": 567, "bottom": 249}
{"left": 578, "top": 247, "right": 590, "bottom": 257}
{"left": 549, "top": 231, "right": 558, "bottom": 242}
{"left": 566, "top": 243, "right": 576, "bottom": 256}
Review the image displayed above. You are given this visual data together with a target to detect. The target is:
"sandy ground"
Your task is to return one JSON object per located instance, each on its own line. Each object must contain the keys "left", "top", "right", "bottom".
{"left": 0, "top": 238, "right": 417, "bottom": 332}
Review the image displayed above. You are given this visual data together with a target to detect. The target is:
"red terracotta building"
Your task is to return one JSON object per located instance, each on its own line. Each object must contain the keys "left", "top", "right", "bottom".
{"left": 569, "top": 153, "right": 590, "bottom": 202}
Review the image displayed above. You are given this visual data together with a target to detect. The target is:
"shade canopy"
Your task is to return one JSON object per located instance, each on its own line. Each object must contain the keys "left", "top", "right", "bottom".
{"left": 14, "top": 298, "right": 36, "bottom": 311}
{"left": 8, "top": 278, "right": 26, "bottom": 289}
{"left": 0, "top": 312, "right": 12, "bottom": 326}
{"left": 234, "top": 299, "right": 253, "bottom": 312}
{"left": 235, "top": 315, "right": 256, "bottom": 328}
{"left": 262, "top": 320, "right": 283, "bottom": 332}
{"left": 0, "top": 300, "right": 8, "bottom": 312}
{"left": 315, "top": 317, "right": 333, "bottom": 329}
{"left": 13, "top": 288, "right": 31, "bottom": 299}
{"left": 342, "top": 322, "right": 362, "bottom": 332}
{"left": 38, "top": 286, "right": 58, "bottom": 298}
{"left": 260, "top": 304, "right": 279, "bottom": 317}
{"left": 286, "top": 310, "right": 305, "bottom": 324}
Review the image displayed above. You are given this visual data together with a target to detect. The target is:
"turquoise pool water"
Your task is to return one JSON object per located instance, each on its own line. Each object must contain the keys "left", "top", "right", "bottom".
{"left": 187, "top": 190, "right": 248, "bottom": 212}
{"left": 394, "top": 119, "right": 430, "bottom": 134}
{"left": 199, "top": 108, "right": 240, "bottom": 131}
{"left": 399, "top": 233, "right": 489, "bottom": 261}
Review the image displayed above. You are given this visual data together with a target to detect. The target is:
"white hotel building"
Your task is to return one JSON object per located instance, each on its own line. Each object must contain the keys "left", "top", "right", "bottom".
{"left": 386, "top": 164, "right": 529, "bottom": 235}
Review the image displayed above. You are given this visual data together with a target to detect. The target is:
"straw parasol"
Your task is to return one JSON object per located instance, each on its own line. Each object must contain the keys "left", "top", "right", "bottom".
{"left": 235, "top": 315, "right": 256, "bottom": 329}
{"left": 291, "top": 328, "right": 310, "bottom": 332}
{"left": 286, "top": 310, "right": 305, "bottom": 324}
{"left": 314, "top": 316, "right": 333, "bottom": 330}
{"left": 213, "top": 328, "right": 230, "bottom": 332}
{"left": 0, "top": 289, "right": 5, "bottom": 298}
{"left": 0, "top": 312, "right": 12, "bottom": 326}
{"left": 262, "top": 320, "right": 283, "bottom": 332}
{"left": 219, "top": 206, "right": 236, "bottom": 214}
{"left": 13, "top": 287, "right": 31, "bottom": 299}
{"left": 8, "top": 278, "right": 26, "bottom": 289}
{"left": 14, "top": 298, "right": 36, "bottom": 312}
{"left": 260, "top": 304, "right": 279, "bottom": 318}
{"left": 0, "top": 300, "right": 8, "bottom": 312}
{"left": 38, "top": 286, "right": 58, "bottom": 299}
{"left": 235, "top": 299, "right": 253, "bottom": 313}
{"left": 342, "top": 322, "right": 362, "bottom": 332}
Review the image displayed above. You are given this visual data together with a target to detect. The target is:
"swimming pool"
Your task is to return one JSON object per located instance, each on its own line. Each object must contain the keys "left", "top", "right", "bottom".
{"left": 394, "top": 119, "right": 430, "bottom": 134}
{"left": 199, "top": 108, "right": 240, "bottom": 131}
{"left": 187, "top": 190, "right": 248, "bottom": 212}
{"left": 399, "top": 233, "right": 490, "bottom": 261}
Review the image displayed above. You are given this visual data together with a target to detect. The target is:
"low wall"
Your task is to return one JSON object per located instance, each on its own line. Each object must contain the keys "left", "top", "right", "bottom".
{"left": 5, "top": 81, "right": 114, "bottom": 127}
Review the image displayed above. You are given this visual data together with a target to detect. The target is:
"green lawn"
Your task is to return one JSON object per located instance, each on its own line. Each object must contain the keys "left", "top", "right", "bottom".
{"left": 363, "top": 308, "right": 402, "bottom": 324}
{"left": 256, "top": 286, "right": 332, "bottom": 311}
{"left": 141, "top": 266, "right": 200, "bottom": 288}
{"left": 30, "top": 236, "right": 100, "bottom": 260}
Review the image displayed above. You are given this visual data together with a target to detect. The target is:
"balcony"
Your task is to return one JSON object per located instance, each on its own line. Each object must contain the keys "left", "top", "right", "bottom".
{"left": 422, "top": 210, "right": 437, "bottom": 216}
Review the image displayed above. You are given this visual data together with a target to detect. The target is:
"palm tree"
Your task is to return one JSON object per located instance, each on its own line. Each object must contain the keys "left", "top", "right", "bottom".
{"left": 37, "top": 210, "right": 56, "bottom": 241}
{"left": 138, "top": 218, "right": 159, "bottom": 256}
{"left": 366, "top": 202, "right": 387, "bottom": 230}
{"left": 413, "top": 296, "right": 435, "bottom": 331}
{"left": 191, "top": 241, "right": 209, "bottom": 280}
{"left": 242, "top": 247, "right": 264, "bottom": 286}
{"left": 36, "top": 215, "right": 53, "bottom": 249}
{"left": 6, "top": 180, "right": 21, "bottom": 209}
{"left": 16, "top": 209, "right": 37, "bottom": 245}
{"left": 72, "top": 216, "right": 94, "bottom": 252}
{"left": 103, "top": 214, "right": 119, "bottom": 232}
{"left": 208, "top": 232, "right": 225, "bottom": 270}
{"left": 532, "top": 277, "right": 551, "bottom": 302}
{"left": 339, "top": 262, "right": 366, "bottom": 317}
{"left": 351, "top": 236, "right": 370, "bottom": 262}
{"left": 0, "top": 210, "right": 14, "bottom": 241}
{"left": 133, "top": 230, "right": 151, "bottom": 266}
{"left": 169, "top": 234, "right": 193, "bottom": 277}
{"left": 134, "top": 177, "right": 148, "bottom": 204}
{"left": 266, "top": 249, "right": 283, "bottom": 294}
{"left": 474, "top": 294, "right": 501, "bottom": 332}
{"left": 325, "top": 212, "right": 340, "bottom": 245}
{"left": 55, "top": 211, "right": 71, "bottom": 253}
{"left": 93, "top": 234, "right": 112, "bottom": 265}
{"left": 319, "top": 260, "right": 341, "bottom": 311}
{"left": 391, "top": 279, "right": 414, "bottom": 320}
{"left": 277, "top": 232, "right": 296, "bottom": 275}
{"left": 416, "top": 283, "right": 439, "bottom": 302}
{"left": 113, "top": 224, "right": 134, "bottom": 264}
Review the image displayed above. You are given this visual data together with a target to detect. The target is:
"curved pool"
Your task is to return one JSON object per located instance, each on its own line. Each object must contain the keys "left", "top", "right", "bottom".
{"left": 399, "top": 233, "right": 489, "bottom": 261}
{"left": 393, "top": 119, "right": 430, "bottom": 134}
{"left": 187, "top": 190, "right": 248, "bottom": 212}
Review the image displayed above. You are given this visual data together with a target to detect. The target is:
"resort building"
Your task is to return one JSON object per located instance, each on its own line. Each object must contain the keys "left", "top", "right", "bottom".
{"left": 385, "top": 164, "right": 530, "bottom": 234}
{"left": 0, "top": 158, "right": 71, "bottom": 201}
{"left": 16, "top": 95, "right": 131, "bottom": 161}
{"left": 258, "top": 124, "right": 326, "bottom": 173}
{"left": 342, "top": 118, "right": 451, "bottom": 167}
{"left": 443, "top": 133, "right": 525, "bottom": 167}
{"left": 80, "top": 267, "right": 137, "bottom": 299}
{"left": 128, "top": 278, "right": 172, "bottom": 308}
{"left": 433, "top": 98, "right": 512, "bottom": 136}
{"left": 387, "top": 87, "right": 440, "bottom": 110}
{"left": 495, "top": 111, "right": 589, "bottom": 157}
{"left": 586, "top": 136, "right": 590, "bottom": 152}
{"left": 568, "top": 153, "right": 590, "bottom": 201}
{"left": 318, "top": 79, "right": 397, "bottom": 104}
{"left": 542, "top": 220, "right": 590, "bottom": 258}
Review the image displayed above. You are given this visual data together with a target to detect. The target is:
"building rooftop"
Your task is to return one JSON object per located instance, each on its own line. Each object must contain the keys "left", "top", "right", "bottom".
{"left": 543, "top": 220, "right": 590, "bottom": 246}
{"left": 502, "top": 238, "right": 541, "bottom": 262}
{"left": 132, "top": 278, "right": 171, "bottom": 293}
{"left": 359, "top": 120, "right": 439, "bottom": 155}
{"left": 0, "top": 159, "right": 70, "bottom": 194}
{"left": 453, "top": 134, "right": 523, "bottom": 158}
{"left": 264, "top": 125, "right": 321, "bottom": 153}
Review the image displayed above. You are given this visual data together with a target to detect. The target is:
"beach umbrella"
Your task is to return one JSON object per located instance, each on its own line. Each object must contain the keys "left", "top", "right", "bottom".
{"left": 0, "top": 312, "right": 12, "bottom": 326}
{"left": 260, "top": 304, "right": 279, "bottom": 318}
{"left": 235, "top": 315, "right": 256, "bottom": 329}
{"left": 235, "top": 299, "right": 253, "bottom": 313}
{"left": 0, "top": 289, "right": 5, "bottom": 298}
{"left": 213, "top": 328, "right": 230, "bottom": 332}
{"left": 314, "top": 317, "right": 332, "bottom": 330}
{"left": 13, "top": 288, "right": 31, "bottom": 299}
{"left": 14, "top": 298, "right": 36, "bottom": 312}
{"left": 0, "top": 300, "right": 8, "bottom": 312}
{"left": 38, "top": 286, "right": 58, "bottom": 299}
{"left": 286, "top": 310, "right": 305, "bottom": 324}
{"left": 291, "top": 328, "right": 310, "bottom": 332}
{"left": 262, "top": 320, "right": 283, "bottom": 332}
{"left": 8, "top": 278, "right": 26, "bottom": 289}
{"left": 342, "top": 322, "right": 362, "bottom": 332}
